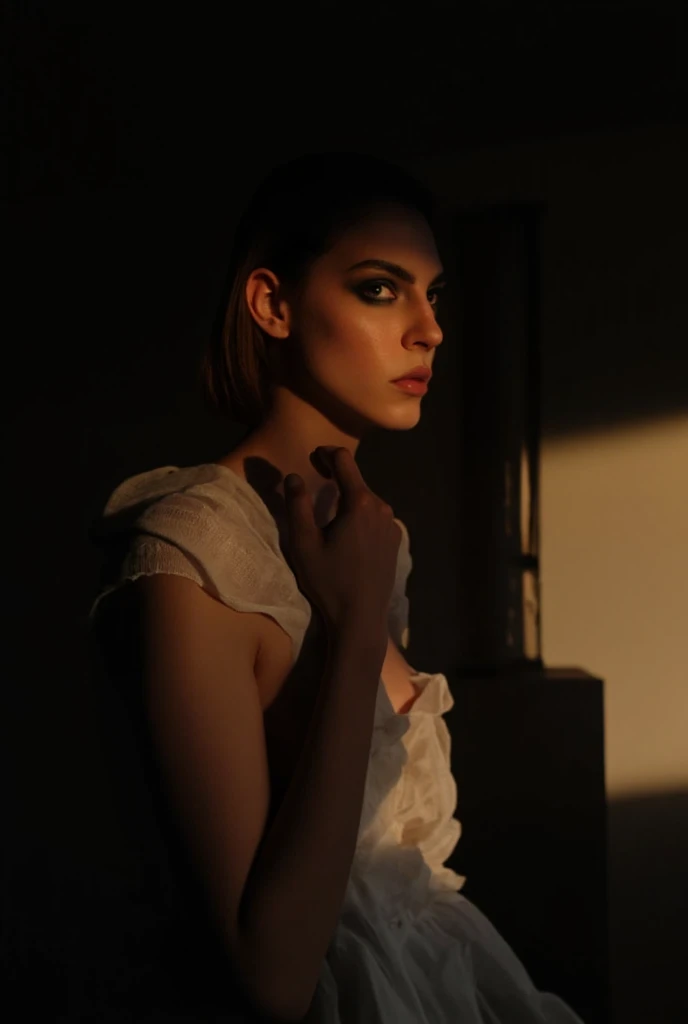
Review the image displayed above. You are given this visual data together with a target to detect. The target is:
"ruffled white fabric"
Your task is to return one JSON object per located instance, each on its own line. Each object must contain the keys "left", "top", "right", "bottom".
{"left": 315, "top": 666, "right": 585, "bottom": 1022}
{"left": 89, "top": 463, "right": 585, "bottom": 1023}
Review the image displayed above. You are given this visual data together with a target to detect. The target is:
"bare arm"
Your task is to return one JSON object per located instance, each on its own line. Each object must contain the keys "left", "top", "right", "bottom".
{"left": 240, "top": 609, "right": 386, "bottom": 1021}
{"left": 133, "top": 573, "right": 386, "bottom": 1024}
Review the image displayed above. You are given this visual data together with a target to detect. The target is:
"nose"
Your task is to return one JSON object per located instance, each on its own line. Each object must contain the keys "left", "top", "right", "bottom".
{"left": 409, "top": 301, "right": 443, "bottom": 353}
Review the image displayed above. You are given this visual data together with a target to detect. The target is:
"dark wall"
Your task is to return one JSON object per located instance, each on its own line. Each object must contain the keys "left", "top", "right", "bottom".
{"left": 6, "top": 5, "right": 686, "bottom": 1022}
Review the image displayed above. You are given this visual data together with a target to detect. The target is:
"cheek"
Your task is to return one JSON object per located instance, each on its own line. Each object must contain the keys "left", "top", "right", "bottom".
{"left": 300, "top": 299, "right": 391, "bottom": 371}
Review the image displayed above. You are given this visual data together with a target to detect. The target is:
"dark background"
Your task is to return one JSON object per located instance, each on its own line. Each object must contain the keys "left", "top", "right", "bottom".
{"left": 5, "top": 3, "right": 688, "bottom": 1023}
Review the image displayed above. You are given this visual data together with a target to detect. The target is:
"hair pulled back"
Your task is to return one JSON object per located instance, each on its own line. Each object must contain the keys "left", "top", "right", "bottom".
{"left": 198, "top": 152, "right": 436, "bottom": 428}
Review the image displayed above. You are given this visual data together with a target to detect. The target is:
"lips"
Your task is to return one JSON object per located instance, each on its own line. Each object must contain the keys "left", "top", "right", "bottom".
{"left": 391, "top": 367, "right": 432, "bottom": 382}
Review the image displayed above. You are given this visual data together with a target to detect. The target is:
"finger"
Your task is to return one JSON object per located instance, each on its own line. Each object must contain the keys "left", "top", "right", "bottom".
{"left": 310, "top": 448, "right": 333, "bottom": 479}
{"left": 325, "top": 448, "right": 369, "bottom": 512}
{"left": 284, "top": 474, "right": 318, "bottom": 546}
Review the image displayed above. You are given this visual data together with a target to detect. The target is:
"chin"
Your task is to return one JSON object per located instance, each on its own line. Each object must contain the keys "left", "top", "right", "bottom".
{"left": 367, "top": 402, "right": 424, "bottom": 432}
{"left": 315, "top": 384, "right": 424, "bottom": 436}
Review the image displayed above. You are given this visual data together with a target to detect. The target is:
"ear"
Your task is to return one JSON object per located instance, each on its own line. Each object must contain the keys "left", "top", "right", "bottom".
{"left": 245, "top": 268, "right": 291, "bottom": 339}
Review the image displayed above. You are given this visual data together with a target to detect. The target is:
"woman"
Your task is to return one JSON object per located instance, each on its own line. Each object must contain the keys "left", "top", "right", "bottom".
{"left": 89, "top": 153, "right": 585, "bottom": 1022}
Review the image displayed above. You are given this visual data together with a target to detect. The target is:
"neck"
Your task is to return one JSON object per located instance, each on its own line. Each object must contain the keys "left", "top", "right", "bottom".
{"left": 220, "top": 390, "right": 364, "bottom": 527}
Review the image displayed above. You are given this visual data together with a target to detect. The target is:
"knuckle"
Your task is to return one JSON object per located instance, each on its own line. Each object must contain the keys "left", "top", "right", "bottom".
{"left": 355, "top": 490, "right": 374, "bottom": 508}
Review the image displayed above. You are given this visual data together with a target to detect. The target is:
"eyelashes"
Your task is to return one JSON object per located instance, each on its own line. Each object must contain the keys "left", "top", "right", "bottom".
{"left": 355, "top": 278, "right": 442, "bottom": 309}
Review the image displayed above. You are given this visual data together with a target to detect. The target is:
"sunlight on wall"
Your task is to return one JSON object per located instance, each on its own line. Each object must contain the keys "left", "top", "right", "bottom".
{"left": 541, "top": 413, "right": 688, "bottom": 800}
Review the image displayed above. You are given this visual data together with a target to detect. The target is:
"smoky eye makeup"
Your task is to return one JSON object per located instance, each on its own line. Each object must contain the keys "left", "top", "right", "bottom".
{"left": 353, "top": 278, "right": 396, "bottom": 303}
{"left": 352, "top": 277, "right": 444, "bottom": 307}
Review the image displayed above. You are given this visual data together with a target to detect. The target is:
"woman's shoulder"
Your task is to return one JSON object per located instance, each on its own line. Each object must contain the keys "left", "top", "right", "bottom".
{"left": 90, "top": 462, "right": 274, "bottom": 544}
{"left": 88, "top": 461, "right": 306, "bottom": 637}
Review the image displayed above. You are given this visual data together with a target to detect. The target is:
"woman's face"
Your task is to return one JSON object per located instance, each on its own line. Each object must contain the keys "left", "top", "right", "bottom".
{"left": 266, "top": 202, "right": 445, "bottom": 437}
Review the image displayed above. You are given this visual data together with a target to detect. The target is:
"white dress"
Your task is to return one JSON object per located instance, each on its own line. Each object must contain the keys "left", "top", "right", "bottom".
{"left": 89, "top": 462, "right": 586, "bottom": 1023}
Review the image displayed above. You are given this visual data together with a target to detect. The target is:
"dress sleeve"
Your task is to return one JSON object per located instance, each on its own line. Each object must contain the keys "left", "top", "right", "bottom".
{"left": 388, "top": 517, "right": 412, "bottom": 650}
{"left": 88, "top": 533, "right": 208, "bottom": 625}
{"left": 87, "top": 490, "right": 310, "bottom": 663}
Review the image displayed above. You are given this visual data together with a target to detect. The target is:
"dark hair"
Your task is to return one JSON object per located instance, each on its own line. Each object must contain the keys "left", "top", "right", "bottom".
{"left": 198, "top": 152, "right": 437, "bottom": 428}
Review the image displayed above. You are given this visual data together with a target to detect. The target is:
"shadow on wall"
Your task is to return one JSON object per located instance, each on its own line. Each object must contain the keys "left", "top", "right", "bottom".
{"left": 606, "top": 788, "right": 688, "bottom": 1024}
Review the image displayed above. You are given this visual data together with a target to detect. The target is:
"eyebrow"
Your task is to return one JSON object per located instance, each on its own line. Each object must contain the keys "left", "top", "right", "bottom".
{"left": 346, "top": 259, "right": 446, "bottom": 287}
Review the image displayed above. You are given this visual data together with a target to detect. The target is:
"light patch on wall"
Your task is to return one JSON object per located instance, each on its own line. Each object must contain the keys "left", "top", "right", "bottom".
{"left": 540, "top": 413, "right": 688, "bottom": 800}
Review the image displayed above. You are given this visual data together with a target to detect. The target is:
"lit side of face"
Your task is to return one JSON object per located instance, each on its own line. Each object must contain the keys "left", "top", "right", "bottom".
{"left": 276, "top": 202, "right": 445, "bottom": 435}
